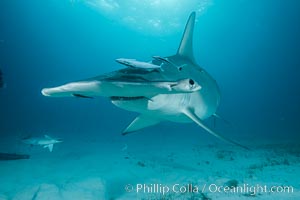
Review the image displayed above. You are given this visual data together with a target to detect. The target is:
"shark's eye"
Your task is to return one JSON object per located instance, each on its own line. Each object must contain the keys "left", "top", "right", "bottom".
{"left": 178, "top": 67, "right": 182, "bottom": 71}
{"left": 189, "top": 79, "right": 195, "bottom": 85}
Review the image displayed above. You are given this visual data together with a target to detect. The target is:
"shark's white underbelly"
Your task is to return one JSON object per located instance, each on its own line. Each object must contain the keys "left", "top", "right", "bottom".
{"left": 111, "top": 91, "right": 215, "bottom": 123}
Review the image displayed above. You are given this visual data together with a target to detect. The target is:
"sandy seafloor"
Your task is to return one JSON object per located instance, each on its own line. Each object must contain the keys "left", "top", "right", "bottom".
{"left": 0, "top": 134, "right": 299, "bottom": 200}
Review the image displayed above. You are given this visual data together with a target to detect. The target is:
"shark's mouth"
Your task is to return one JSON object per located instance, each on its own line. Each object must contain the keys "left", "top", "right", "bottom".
{"left": 110, "top": 96, "right": 147, "bottom": 101}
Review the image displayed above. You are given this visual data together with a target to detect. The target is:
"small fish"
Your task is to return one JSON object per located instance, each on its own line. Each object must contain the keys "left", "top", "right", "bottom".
{"left": 116, "top": 58, "right": 161, "bottom": 70}
{"left": 152, "top": 56, "right": 187, "bottom": 71}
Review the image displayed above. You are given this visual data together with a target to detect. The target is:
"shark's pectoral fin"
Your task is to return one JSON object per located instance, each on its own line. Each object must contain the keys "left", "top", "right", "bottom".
{"left": 183, "top": 108, "right": 249, "bottom": 150}
{"left": 122, "top": 115, "right": 161, "bottom": 135}
{"left": 44, "top": 144, "right": 54, "bottom": 152}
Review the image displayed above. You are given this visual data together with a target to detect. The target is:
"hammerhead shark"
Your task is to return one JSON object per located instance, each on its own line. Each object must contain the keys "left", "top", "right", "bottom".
{"left": 22, "top": 135, "right": 63, "bottom": 152}
{"left": 42, "top": 12, "right": 248, "bottom": 149}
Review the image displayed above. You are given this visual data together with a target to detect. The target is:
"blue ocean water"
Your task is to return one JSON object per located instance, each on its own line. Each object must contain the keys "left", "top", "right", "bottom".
{"left": 1, "top": 0, "right": 299, "bottom": 142}
{"left": 0, "top": 0, "right": 300, "bottom": 199}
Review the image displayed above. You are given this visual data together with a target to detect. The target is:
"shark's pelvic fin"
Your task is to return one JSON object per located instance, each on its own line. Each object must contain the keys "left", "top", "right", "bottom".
{"left": 184, "top": 108, "right": 249, "bottom": 150}
{"left": 177, "top": 12, "right": 196, "bottom": 62}
{"left": 122, "top": 115, "right": 161, "bottom": 135}
{"left": 44, "top": 144, "right": 54, "bottom": 152}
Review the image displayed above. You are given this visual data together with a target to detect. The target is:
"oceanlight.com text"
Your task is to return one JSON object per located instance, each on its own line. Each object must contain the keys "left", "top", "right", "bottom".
{"left": 124, "top": 183, "right": 294, "bottom": 196}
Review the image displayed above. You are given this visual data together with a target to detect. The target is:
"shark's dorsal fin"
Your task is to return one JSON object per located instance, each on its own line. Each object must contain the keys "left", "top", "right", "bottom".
{"left": 44, "top": 135, "right": 52, "bottom": 140}
{"left": 183, "top": 108, "right": 250, "bottom": 150}
{"left": 122, "top": 115, "right": 161, "bottom": 135}
{"left": 177, "top": 12, "right": 196, "bottom": 62}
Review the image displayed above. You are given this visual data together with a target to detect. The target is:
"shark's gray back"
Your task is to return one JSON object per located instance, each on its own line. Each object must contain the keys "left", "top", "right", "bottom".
{"left": 90, "top": 12, "right": 221, "bottom": 121}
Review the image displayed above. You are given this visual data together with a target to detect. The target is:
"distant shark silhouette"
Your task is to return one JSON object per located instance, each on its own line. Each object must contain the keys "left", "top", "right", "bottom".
{"left": 22, "top": 135, "right": 63, "bottom": 152}
{"left": 0, "top": 153, "right": 30, "bottom": 160}
{"left": 42, "top": 12, "right": 248, "bottom": 149}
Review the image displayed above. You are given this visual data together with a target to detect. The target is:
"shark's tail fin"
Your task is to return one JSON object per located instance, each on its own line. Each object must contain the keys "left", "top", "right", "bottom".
{"left": 177, "top": 12, "right": 196, "bottom": 62}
